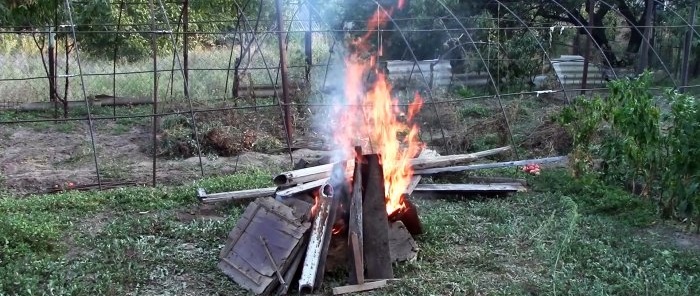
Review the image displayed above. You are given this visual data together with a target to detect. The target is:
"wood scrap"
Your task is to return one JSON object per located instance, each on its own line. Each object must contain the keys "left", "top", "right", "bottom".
{"left": 413, "top": 183, "right": 527, "bottom": 193}
{"left": 198, "top": 187, "right": 277, "bottom": 203}
{"left": 362, "top": 154, "right": 394, "bottom": 280}
{"left": 332, "top": 280, "right": 388, "bottom": 295}
{"left": 347, "top": 147, "right": 365, "bottom": 285}
{"left": 410, "top": 146, "right": 511, "bottom": 170}
{"left": 413, "top": 156, "right": 568, "bottom": 175}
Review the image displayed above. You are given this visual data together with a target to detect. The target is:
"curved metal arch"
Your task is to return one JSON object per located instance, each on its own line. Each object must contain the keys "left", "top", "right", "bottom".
{"left": 596, "top": 0, "right": 678, "bottom": 88}
{"left": 547, "top": 0, "right": 620, "bottom": 79}
{"left": 435, "top": 0, "right": 520, "bottom": 160}
{"left": 495, "top": 1, "right": 575, "bottom": 102}
{"left": 652, "top": 0, "right": 700, "bottom": 39}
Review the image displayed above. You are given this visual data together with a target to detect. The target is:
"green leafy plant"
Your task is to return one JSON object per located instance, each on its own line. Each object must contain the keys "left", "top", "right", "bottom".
{"left": 558, "top": 72, "right": 700, "bottom": 229}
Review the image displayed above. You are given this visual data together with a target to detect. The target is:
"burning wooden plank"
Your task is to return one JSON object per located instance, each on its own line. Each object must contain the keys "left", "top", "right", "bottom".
{"left": 413, "top": 183, "right": 527, "bottom": 193}
{"left": 218, "top": 197, "right": 311, "bottom": 295}
{"left": 413, "top": 156, "right": 568, "bottom": 175}
{"left": 362, "top": 154, "right": 394, "bottom": 280}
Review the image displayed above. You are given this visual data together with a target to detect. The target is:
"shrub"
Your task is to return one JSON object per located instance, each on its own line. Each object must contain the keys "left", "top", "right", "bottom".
{"left": 558, "top": 72, "right": 700, "bottom": 229}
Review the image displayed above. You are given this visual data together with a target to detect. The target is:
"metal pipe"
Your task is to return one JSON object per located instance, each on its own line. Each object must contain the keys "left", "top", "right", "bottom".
{"left": 298, "top": 183, "right": 335, "bottom": 293}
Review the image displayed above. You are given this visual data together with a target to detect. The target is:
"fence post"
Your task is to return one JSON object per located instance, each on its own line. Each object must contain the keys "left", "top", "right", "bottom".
{"left": 275, "top": 0, "right": 294, "bottom": 143}
{"left": 681, "top": 0, "right": 697, "bottom": 93}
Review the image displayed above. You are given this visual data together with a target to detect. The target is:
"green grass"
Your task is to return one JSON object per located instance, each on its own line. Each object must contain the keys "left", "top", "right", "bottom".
{"left": 1, "top": 168, "right": 699, "bottom": 295}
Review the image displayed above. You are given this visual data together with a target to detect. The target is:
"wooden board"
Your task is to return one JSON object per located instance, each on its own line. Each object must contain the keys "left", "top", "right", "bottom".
{"left": 413, "top": 183, "right": 527, "bottom": 193}
{"left": 413, "top": 156, "right": 568, "bottom": 175}
{"left": 218, "top": 197, "right": 311, "bottom": 295}
{"left": 362, "top": 154, "right": 394, "bottom": 280}
{"left": 332, "top": 280, "right": 388, "bottom": 295}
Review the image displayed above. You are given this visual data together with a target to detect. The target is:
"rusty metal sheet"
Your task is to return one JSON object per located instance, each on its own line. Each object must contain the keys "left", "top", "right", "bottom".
{"left": 219, "top": 197, "right": 311, "bottom": 295}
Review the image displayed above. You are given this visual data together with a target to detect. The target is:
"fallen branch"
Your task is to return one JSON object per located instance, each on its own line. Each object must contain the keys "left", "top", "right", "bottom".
{"left": 413, "top": 156, "right": 568, "bottom": 175}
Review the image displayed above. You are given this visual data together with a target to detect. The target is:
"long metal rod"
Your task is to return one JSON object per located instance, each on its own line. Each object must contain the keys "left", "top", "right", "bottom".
{"left": 581, "top": 0, "right": 594, "bottom": 95}
{"left": 63, "top": 0, "right": 102, "bottom": 190}
{"left": 183, "top": 0, "right": 189, "bottom": 100}
{"left": 155, "top": 0, "right": 205, "bottom": 178}
{"left": 298, "top": 183, "right": 335, "bottom": 293}
{"left": 681, "top": 0, "right": 698, "bottom": 93}
{"left": 150, "top": 0, "right": 159, "bottom": 187}
{"left": 112, "top": 0, "right": 125, "bottom": 120}
{"left": 274, "top": 0, "right": 295, "bottom": 168}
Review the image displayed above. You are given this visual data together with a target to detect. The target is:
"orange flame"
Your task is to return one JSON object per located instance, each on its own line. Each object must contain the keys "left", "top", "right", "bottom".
{"left": 332, "top": 1, "right": 422, "bottom": 216}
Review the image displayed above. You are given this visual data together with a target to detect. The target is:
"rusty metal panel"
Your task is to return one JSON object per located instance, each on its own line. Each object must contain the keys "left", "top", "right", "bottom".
{"left": 218, "top": 197, "right": 311, "bottom": 295}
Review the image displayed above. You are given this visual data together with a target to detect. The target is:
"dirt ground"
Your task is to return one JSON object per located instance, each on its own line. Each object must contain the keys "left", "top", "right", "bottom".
{"left": 0, "top": 121, "right": 334, "bottom": 196}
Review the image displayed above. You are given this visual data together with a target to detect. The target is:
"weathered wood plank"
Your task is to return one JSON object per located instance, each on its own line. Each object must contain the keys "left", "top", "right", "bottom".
{"left": 413, "top": 183, "right": 527, "bottom": 193}
{"left": 199, "top": 187, "right": 277, "bottom": 204}
{"left": 332, "top": 280, "right": 388, "bottom": 295}
{"left": 362, "top": 154, "right": 394, "bottom": 280}
{"left": 347, "top": 147, "right": 364, "bottom": 285}
{"left": 410, "top": 146, "right": 511, "bottom": 170}
{"left": 413, "top": 156, "right": 568, "bottom": 175}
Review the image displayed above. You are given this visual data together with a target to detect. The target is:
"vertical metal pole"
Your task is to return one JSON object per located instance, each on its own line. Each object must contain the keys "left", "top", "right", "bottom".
{"left": 638, "top": 0, "right": 654, "bottom": 73}
{"left": 304, "top": 0, "right": 313, "bottom": 83}
{"left": 681, "top": 0, "right": 697, "bottom": 93}
{"left": 581, "top": 0, "right": 594, "bottom": 95}
{"left": 112, "top": 0, "right": 125, "bottom": 119}
{"left": 183, "top": 0, "right": 189, "bottom": 99}
{"left": 150, "top": 0, "right": 159, "bottom": 187}
{"left": 275, "top": 0, "right": 293, "bottom": 143}
{"left": 48, "top": 26, "right": 57, "bottom": 118}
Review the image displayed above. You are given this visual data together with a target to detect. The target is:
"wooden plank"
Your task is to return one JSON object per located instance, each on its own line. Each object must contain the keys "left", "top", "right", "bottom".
{"left": 404, "top": 175, "right": 421, "bottom": 195}
{"left": 350, "top": 233, "right": 364, "bottom": 284}
{"left": 413, "top": 156, "right": 568, "bottom": 175}
{"left": 362, "top": 154, "right": 394, "bottom": 280}
{"left": 464, "top": 176, "right": 528, "bottom": 186}
{"left": 410, "top": 146, "right": 511, "bottom": 170}
{"left": 332, "top": 280, "right": 388, "bottom": 295}
{"left": 413, "top": 183, "right": 527, "bottom": 193}
{"left": 199, "top": 187, "right": 277, "bottom": 203}
{"left": 347, "top": 147, "right": 364, "bottom": 285}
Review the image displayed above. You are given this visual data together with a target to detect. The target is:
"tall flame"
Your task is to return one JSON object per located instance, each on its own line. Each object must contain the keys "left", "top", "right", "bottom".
{"left": 332, "top": 1, "right": 423, "bottom": 215}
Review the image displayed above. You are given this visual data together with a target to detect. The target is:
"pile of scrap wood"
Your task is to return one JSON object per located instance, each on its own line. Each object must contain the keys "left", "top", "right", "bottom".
{"left": 199, "top": 146, "right": 567, "bottom": 295}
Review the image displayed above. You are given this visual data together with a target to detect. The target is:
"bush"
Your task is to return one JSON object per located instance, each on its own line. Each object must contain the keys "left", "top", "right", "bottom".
{"left": 558, "top": 72, "right": 700, "bottom": 229}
